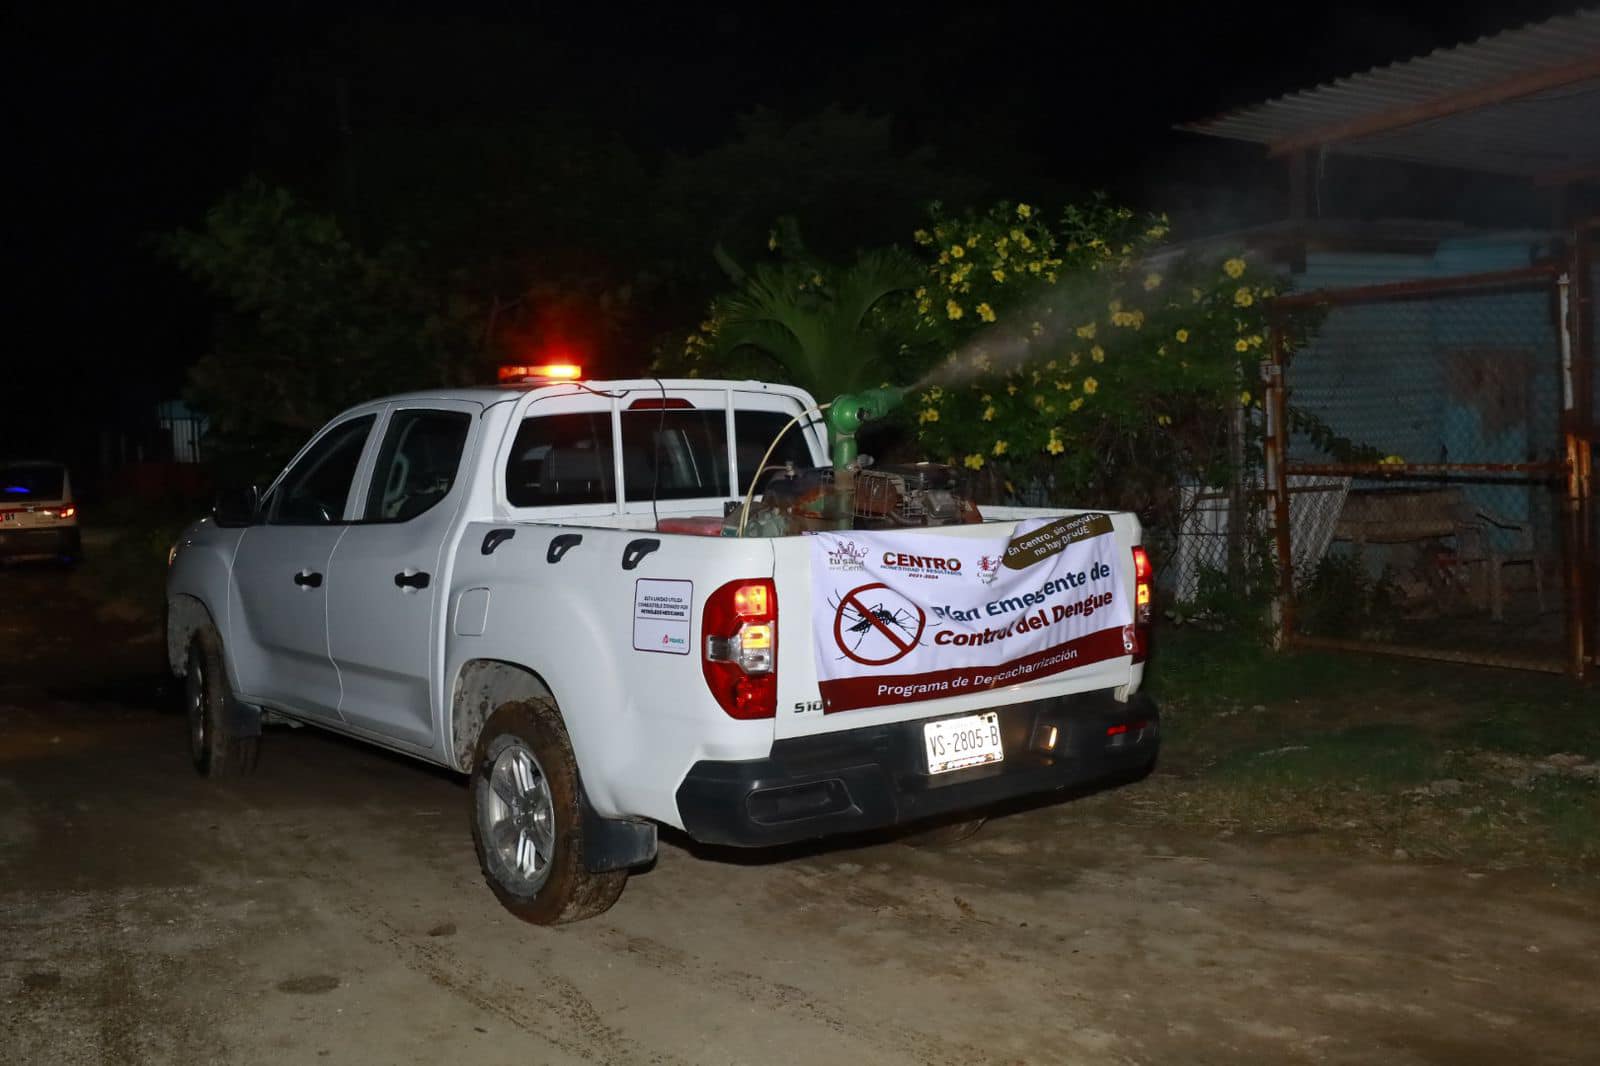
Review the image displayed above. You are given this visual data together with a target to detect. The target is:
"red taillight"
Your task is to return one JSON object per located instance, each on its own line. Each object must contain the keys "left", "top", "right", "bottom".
{"left": 627, "top": 397, "right": 694, "bottom": 410}
{"left": 41, "top": 505, "right": 77, "bottom": 520}
{"left": 702, "top": 578, "right": 778, "bottom": 720}
{"left": 733, "top": 583, "right": 768, "bottom": 615}
{"left": 1131, "top": 546, "right": 1153, "bottom": 663}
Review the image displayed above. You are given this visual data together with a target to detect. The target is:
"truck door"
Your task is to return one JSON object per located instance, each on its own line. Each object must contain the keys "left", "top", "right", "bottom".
{"left": 326, "top": 401, "right": 480, "bottom": 748}
{"left": 229, "top": 412, "right": 377, "bottom": 720}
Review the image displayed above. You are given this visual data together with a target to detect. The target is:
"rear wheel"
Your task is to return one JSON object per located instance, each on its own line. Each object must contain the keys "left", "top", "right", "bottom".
{"left": 186, "top": 629, "right": 259, "bottom": 777}
{"left": 468, "top": 700, "right": 626, "bottom": 925}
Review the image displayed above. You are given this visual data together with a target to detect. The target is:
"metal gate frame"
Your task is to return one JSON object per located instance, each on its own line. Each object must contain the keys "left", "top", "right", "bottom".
{"left": 1263, "top": 223, "right": 1596, "bottom": 680}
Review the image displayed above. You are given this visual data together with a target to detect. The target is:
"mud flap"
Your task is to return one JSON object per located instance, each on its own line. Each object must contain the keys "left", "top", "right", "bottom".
{"left": 580, "top": 788, "right": 657, "bottom": 873}
{"left": 225, "top": 689, "right": 262, "bottom": 739}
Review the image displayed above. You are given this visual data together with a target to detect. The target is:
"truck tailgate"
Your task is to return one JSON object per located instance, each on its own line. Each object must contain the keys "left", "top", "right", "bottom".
{"left": 770, "top": 511, "right": 1143, "bottom": 741}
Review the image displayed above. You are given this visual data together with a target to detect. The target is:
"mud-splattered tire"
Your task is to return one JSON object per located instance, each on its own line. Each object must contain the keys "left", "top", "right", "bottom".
{"left": 902, "top": 816, "right": 986, "bottom": 847}
{"left": 186, "top": 629, "right": 259, "bottom": 777}
{"left": 468, "top": 700, "right": 626, "bottom": 925}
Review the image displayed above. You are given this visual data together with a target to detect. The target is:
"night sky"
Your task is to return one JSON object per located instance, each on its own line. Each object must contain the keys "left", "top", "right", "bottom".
{"left": 5, "top": 2, "right": 1576, "bottom": 480}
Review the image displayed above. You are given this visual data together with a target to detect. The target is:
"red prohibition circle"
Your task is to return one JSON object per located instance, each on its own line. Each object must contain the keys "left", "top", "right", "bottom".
{"left": 832, "top": 582, "right": 926, "bottom": 666}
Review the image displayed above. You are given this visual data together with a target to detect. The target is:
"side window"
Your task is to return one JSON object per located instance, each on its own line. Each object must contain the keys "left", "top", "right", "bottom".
{"left": 363, "top": 409, "right": 473, "bottom": 521}
{"left": 735, "top": 410, "right": 817, "bottom": 494}
{"left": 504, "top": 412, "right": 616, "bottom": 507}
{"left": 620, "top": 409, "right": 730, "bottom": 501}
{"left": 268, "top": 415, "right": 377, "bottom": 525}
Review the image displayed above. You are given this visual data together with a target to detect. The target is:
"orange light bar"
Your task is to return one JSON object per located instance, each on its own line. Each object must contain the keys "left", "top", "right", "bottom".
{"left": 498, "top": 363, "right": 583, "bottom": 382}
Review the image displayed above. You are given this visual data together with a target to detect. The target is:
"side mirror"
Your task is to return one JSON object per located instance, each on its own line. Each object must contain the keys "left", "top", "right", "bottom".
{"left": 214, "top": 485, "right": 261, "bottom": 527}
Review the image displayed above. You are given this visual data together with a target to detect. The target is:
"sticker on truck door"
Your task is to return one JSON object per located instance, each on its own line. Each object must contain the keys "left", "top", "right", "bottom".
{"left": 633, "top": 579, "right": 693, "bottom": 655}
{"left": 809, "top": 517, "right": 1132, "bottom": 712}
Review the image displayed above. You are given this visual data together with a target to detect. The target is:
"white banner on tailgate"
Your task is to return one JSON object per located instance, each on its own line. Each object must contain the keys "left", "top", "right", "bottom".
{"left": 809, "top": 515, "right": 1133, "bottom": 712}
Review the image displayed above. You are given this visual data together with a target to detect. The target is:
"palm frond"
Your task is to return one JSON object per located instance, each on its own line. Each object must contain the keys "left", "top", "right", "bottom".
{"left": 709, "top": 248, "right": 923, "bottom": 397}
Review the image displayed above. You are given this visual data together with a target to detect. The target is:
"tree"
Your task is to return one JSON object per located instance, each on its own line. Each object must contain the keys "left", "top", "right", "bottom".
{"left": 656, "top": 108, "right": 987, "bottom": 289}
{"left": 664, "top": 222, "right": 927, "bottom": 400}
{"left": 162, "top": 180, "right": 483, "bottom": 478}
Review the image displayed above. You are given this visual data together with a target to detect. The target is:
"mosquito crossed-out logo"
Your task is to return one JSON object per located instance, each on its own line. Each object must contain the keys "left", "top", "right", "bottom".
{"left": 828, "top": 583, "right": 926, "bottom": 665}
{"left": 826, "top": 540, "right": 869, "bottom": 572}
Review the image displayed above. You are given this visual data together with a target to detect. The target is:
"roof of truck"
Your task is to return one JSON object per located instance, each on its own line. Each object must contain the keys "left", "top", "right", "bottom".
{"left": 370, "top": 378, "right": 820, "bottom": 408}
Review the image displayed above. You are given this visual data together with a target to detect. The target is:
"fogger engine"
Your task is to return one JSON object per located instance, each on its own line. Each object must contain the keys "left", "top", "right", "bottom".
{"left": 725, "top": 387, "right": 983, "bottom": 537}
{"left": 738, "top": 461, "right": 983, "bottom": 536}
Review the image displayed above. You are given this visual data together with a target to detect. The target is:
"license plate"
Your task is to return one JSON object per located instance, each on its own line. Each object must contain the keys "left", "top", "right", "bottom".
{"left": 923, "top": 712, "right": 1004, "bottom": 775}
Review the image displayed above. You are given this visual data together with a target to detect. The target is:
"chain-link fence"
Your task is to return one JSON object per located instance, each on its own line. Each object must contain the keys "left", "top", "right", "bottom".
{"left": 1262, "top": 234, "right": 1595, "bottom": 678}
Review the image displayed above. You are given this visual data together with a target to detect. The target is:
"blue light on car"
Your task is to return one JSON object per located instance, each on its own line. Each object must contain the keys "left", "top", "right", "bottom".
{"left": 3, "top": 486, "right": 28, "bottom": 494}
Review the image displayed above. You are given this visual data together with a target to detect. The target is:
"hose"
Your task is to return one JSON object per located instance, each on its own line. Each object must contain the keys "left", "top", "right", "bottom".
{"left": 736, "top": 403, "right": 830, "bottom": 537}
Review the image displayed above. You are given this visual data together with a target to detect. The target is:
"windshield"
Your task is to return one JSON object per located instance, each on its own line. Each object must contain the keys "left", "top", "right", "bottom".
{"left": 0, "top": 464, "right": 65, "bottom": 502}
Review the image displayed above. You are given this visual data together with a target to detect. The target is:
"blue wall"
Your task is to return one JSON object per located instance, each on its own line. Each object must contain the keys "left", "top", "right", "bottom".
{"left": 1286, "top": 232, "right": 1562, "bottom": 545}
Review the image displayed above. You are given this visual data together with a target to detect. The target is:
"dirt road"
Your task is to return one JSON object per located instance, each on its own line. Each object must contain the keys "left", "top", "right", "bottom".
{"left": 2, "top": 567, "right": 1597, "bottom": 1065}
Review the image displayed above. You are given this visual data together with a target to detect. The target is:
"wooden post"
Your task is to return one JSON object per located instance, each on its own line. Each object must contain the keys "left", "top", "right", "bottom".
{"left": 1557, "top": 219, "right": 1594, "bottom": 679}
{"left": 1265, "top": 315, "right": 1295, "bottom": 648}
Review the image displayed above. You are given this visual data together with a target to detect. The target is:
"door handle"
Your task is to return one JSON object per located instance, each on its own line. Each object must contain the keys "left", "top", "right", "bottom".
{"left": 394, "top": 569, "right": 431, "bottom": 590}
{"left": 621, "top": 538, "right": 661, "bottom": 571}
{"left": 293, "top": 570, "right": 323, "bottom": 588}
{"left": 547, "top": 532, "right": 582, "bottom": 564}
{"left": 480, "top": 528, "right": 516, "bottom": 556}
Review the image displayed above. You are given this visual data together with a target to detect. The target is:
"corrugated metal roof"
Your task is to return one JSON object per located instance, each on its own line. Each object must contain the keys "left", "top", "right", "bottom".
{"left": 1178, "top": 10, "right": 1600, "bottom": 178}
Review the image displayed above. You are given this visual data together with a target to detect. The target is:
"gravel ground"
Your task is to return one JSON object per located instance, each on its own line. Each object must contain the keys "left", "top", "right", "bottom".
{"left": 2, "top": 566, "right": 1597, "bottom": 1065}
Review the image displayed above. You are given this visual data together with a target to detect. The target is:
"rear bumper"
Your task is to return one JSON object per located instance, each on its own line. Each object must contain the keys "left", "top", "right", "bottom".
{"left": 0, "top": 525, "right": 80, "bottom": 559}
{"left": 676, "top": 689, "right": 1158, "bottom": 847}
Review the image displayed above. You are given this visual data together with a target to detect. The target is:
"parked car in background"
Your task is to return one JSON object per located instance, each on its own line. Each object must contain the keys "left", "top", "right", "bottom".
{"left": 0, "top": 461, "right": 80, "bottom": 565}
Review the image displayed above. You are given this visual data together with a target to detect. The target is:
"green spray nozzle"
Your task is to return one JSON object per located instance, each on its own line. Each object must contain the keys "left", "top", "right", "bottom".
{"left": 828, "top": 386, "right": 906, "bottom": 470}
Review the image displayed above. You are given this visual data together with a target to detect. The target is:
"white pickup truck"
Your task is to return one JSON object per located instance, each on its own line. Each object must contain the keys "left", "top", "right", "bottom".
{"left": 166, "top": 374, "right": 1158, "bottom": 924}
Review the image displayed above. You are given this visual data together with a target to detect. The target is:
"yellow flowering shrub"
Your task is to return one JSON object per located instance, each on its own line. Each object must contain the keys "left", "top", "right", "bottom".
{"left": 905, "top": 197, "right": 1319, "bottom": 525}
{"left": 675, "top": 200, "right": 1324, "bottom": 537}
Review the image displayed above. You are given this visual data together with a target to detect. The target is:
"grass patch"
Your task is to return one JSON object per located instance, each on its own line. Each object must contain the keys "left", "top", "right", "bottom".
{"left": 1208, "top": 724, "right": 1440, "bottom": 791}
{"left": 1146, "top": 627, "right": 1396, "bottom": 710}
{"left": 1445, "top": 697, "right": 1600, "bottom": 760}
{"left": 1132, "top": 626, "right": 1600, "bottom": 873}
{"left": 75, "top": 498, "right": 202, "bottom": 624}
{"left": 81, "top": 522, "right": 188, "bottom": 615}
{"left": 1528, "top": 776, "right": 1600, "bottom": 860}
